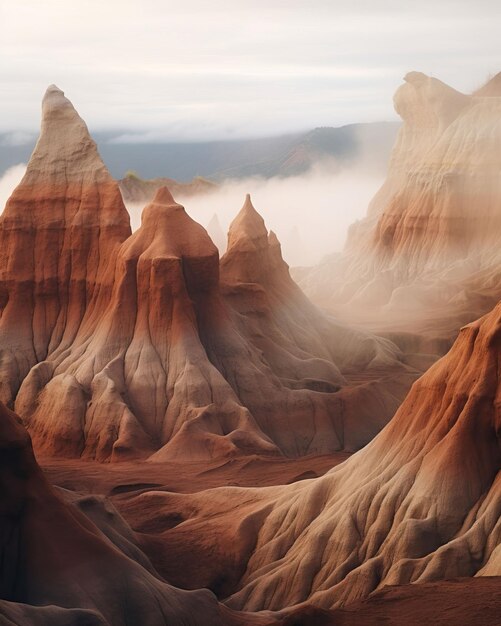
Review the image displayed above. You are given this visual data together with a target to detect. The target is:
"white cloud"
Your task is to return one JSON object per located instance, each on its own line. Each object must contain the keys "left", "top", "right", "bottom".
{"left": 0, "top": 131, "right": 35, "bottom": 146}
{"left": 0, "top": 158, "right": 378, "bottom": 268}
{"left": 0, "top": 164, "right": 26, "bottom": 212}
{"left": 0, "top": 0, "right": 500, "bottom": 139}
{"left": 125, "top": 160, "right": 383, "bottom": 266}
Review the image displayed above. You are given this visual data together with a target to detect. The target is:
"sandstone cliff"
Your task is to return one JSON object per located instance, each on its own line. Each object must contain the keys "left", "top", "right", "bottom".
{"left": 299, "top": 72, "right": 501, "bottom": 342}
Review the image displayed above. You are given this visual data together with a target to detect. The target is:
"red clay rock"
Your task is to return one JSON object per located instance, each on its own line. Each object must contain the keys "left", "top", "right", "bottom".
{"left": 1, "top": 87, "right": 412, "bottom": 462}
{"left": 227, "top": 303, "right": 501, "bottom": 610}
{"left": 129, "top": 300, "right": 500, "bottom": 610}
{"left": 0, "top": 401, "right": 276, "bottom": 625}
{"left": 0, "top": 85, "right": 131, "bottom": 407}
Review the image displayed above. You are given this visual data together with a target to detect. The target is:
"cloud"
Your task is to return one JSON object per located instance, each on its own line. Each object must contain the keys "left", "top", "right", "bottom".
{"left": 0, "top": 163, "right": 26, "bottom": 212}
{"left": 0, "top": 131, "right": 36, "bottom": 146}
{"left": 0, "top": 157, "right": 382, "bottom": 269}
{"left": 1, "top": 0, "right": 500, "bottom": 138}
{"left": 124, "top": 160, "right": 383, "bottom": 266}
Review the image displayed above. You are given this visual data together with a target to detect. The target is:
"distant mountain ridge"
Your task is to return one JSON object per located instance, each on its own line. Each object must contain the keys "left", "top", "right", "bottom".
{"left": 118, "top": 172, "right": 218, "bottom": 204}
{"left": 0, "top": 121, "right": 398, "bottom": 182}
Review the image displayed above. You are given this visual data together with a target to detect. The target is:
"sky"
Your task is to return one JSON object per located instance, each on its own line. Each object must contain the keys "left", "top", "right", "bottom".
{"left": 1, "top": 0, "right": 500, "bottom": 141}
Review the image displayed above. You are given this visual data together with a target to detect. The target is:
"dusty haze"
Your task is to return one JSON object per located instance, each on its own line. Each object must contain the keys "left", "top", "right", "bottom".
{"left": 0, "top": 161, "right": 383, "bottom": 267}
{"left": 127, "top": 165, "right": 383, "bottom": 266}
{"left": 0, "top": 163, "right": 26, "bottom": 211}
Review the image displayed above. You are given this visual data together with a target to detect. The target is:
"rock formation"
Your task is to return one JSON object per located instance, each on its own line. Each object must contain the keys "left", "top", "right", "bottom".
{"left": 0, "top": 85, "right": 131, "bottom": 407}
{"left": 275, "top": 578, "right": 501, "bottom": 626}
{"left": 228, "top": 302, "right": 501, "bottom": 610}
{"left": 0, "top": 81, "right": 499, "bottom": 626}
{"left": 299, "top": 71, "right": 501, "bottom": 343}
{"left": 16, "top": 188, "right": 410, "bottom": 461}
{"left": 4, "top": 400, "right": 494, "bottom": 625}
{"left": 17, "top": 185, "right": 279, "bottom": 461}
{"left": 133, "top": 298, "right": 500, "bottom": 610}
{"left": 0, "top": 401, "right": 282, "bottom": 625}
{"left": 0, "top": 86, "right": 413, "bottom": 462}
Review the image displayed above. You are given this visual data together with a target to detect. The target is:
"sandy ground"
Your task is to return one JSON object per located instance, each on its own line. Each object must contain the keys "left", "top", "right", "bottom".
{"left": 41, "top": 452, "right": 349, "bottom": 496}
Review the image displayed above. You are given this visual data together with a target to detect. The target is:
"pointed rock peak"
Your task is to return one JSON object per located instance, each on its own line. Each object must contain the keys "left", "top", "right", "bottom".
{"left": 268, "top": 230, "right": 280, "bottom": 246}
{"left": 243, "top": 192, "right": 254, "bottom": 209}
{"left": 41, "top": 84, "right": 85, "bottom": 127}
{"left": 403, "top": 71, "right": 428, "bottom": 84}
{"left": 43, "top": 84, "right": 64, "bottom": 99}
{"left": 208, "top": 212, "right": 222, "bottom": 227}
{"left": 9, "top": 83, "right": 117, "bottom": 189}
{"left": 141, "top": 186, "right": 186, "bottom": 226}
{"left": 137, "top": 187, "right": 217, "bottom": 261}
{"left": 474, "top": 71, "right": 501, "bottom": 97}
{"left": 152, "top": 185, "right": 179, "bottom": 208}
{"left": 43, "top": 84, "right": 65, "bottom": 101}
{"left": 228, "top": 194, "right": 268, "bottom": 246}
{"left": 240, "top": 194, "right": 262, "bottom": 221}
{"left": 221, "top": 206, "right": 291, "bottom": 284}
{"left": 1, "top": 86, "right": 132, "bottom": 234}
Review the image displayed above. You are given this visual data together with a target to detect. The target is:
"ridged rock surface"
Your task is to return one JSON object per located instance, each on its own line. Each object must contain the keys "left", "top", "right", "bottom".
{"left": 0, "top": 402, "right": 280, "bottom": 625}
{"left": 135, "top": 300, "right": 501, "bottom": 610}
{"left": 4, "top": 402, "right": 495, "bottom": 625}
{"left": 299, "top": 71, "right": 501, "bottom": 339}
{"left": 0, "top": 85, "right": 131, "bottom": 407}
{"left": 1, "top": 86, "right": 412, "bottom": 461}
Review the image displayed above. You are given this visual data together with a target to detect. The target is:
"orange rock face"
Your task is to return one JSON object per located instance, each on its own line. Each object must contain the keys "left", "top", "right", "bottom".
{"left": 139, "top": 300, "right": 500, "bottom": 611}
{"left": 0, "top": 401, "right": 281, "bottom": 625}
{"left": 0, "top": 86, "right": 411, "bottom": 462}
{"left": 0, "top": 85, "right": 131, "bottom": 407}
{"left": 0, "top": 82, "right": 499, "bottom": 626}
{"left": 17, "top": 185, "right": 276, "bottom": 461}
{"left": 226, "top": 304, "right": 501, "bottom": 610}
{"left": 5, "top": 399, "right": 496, "bottom": 625}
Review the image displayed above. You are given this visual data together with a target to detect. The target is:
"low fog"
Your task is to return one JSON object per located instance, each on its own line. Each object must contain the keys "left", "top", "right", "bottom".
{"left": 0, "top": 161, "right": 381, "bottom": 268}
{"left": 128, "top": 163, "right": 383, "bottom": 267}
{"left": 0, "top": 164, "right": 26, "bottom": 211}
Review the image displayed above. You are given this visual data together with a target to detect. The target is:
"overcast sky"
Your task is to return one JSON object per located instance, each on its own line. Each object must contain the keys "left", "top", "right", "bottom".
{"left": 1, "top": 0, "right": 500, "bottom": 141}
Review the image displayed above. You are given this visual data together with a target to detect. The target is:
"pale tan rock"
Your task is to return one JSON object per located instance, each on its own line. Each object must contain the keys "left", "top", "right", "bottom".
{"left": 299, "top": 72, "right": 501, "bottom": 341}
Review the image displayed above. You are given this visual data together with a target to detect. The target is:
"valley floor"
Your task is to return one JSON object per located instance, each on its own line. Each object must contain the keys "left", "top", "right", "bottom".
{"left": 34, "top": 457, "right": 501, "bottom": 626}
{"left": 41, "top": 452, "right": 349, "bottom": 496}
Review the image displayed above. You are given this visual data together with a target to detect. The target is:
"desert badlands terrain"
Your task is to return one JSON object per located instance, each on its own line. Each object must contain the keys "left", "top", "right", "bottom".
{"left": 0, "top": 74, "right": 500, "bottom": 625}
